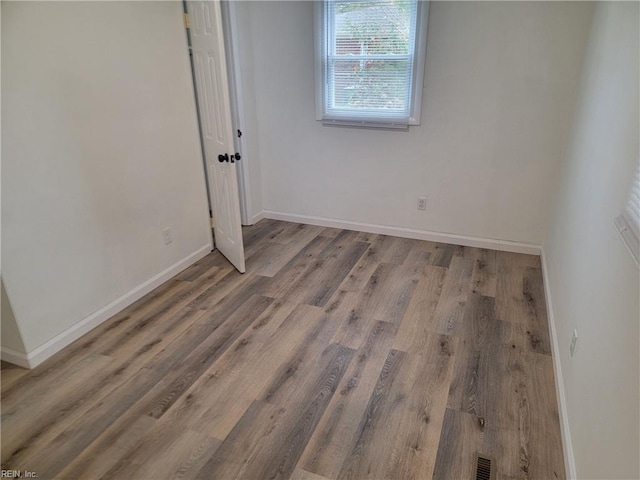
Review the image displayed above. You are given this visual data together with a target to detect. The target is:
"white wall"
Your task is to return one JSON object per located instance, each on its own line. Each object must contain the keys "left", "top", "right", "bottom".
{"left": 2, "top": 1, "right": 211, "bottom": 362}
{"left": 544, "top": 3, "right": 639, "bottom": 478}
{"left": 237, "top": 1, "right": 594, "bottom": 246}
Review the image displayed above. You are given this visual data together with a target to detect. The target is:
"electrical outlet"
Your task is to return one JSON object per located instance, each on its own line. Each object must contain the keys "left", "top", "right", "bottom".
{"left": 163, "top": 227, "right": 173, "bottom": 245}
{"left": 570, "top": 329, "right": 578, "bottom": 357}
{"left": 417, "top": 196, "right": 427, "bottom": 210}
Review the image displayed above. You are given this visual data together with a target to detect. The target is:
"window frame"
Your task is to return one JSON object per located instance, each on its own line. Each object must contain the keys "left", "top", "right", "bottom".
{"left": 614, "top": 160, "right": 640, "bottom": 266}
{"left": 314, "top": 0, "right": 429, "bottom": 129}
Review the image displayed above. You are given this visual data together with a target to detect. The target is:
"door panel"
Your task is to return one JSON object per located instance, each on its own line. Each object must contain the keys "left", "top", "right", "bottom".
{"left": 188, "top": 0, "right": 245, "bottom": 273}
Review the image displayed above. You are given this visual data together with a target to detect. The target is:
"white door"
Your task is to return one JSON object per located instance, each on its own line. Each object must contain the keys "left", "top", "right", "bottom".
{"left": 187, "top": 0, "right": 246, "bottom": 273}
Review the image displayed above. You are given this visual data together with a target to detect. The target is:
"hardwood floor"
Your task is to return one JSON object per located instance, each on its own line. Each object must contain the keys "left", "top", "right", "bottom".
{"left": 1, "top": 219, "right": 564, "bottom": 479}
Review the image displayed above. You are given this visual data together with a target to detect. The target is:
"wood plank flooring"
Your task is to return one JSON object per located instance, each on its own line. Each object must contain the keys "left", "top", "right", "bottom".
{"left": 1, "top": 219, "right": 564, "bottom": 479}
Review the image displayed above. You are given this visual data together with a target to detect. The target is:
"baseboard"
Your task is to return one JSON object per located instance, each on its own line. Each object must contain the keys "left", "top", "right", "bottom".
{"left": 261, "top": 210, "right": 542, "bottom": 255}
{"left": 0, "top": 347, "right": 31, "bottom": 369}
{"left": 251, "top": 210, "right": 266, "bottom": 224}
{"left": 1, "top": 244, "right": 212, "bottom": 369}
{"left": 541, "top": 249, "right": 576, "bottom": 479}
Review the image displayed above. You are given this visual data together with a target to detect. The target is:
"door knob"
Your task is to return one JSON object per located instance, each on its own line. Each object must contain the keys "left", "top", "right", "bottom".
{"left": 230, "top": 153, "right": 241, "bottom": 163}
{"left": 218, "top": 153, "right": 229, "bottom": 163}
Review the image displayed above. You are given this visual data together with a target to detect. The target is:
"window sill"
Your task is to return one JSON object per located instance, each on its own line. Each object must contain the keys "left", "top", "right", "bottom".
{"left": 320, "top": 118, "right": 410, "bottom": 131}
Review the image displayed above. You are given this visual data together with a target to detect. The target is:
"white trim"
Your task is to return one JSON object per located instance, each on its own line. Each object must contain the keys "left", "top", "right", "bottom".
{"left": 541, "top": 249, "right": 576, "bottom": 480}
{"left": 408, "top": 0, "right": 429, "bottom": 126}
{"left": 1, "top": 244, "right": 212, "bottom": 369}
{"left": 262, "top": 210, "right": 541, "bottom": 255}
{"left": 251, "top": 210, "right": 266, "bottom": 224}
{"left": 314, "top": 0, "right": 323, "bottom": 122}
{"left": 614, "top": 214, "right": 640, "bottom": 267}
{"left": 0, "top": 347, "right": 30, "bottom": 369}
{"left": 221, "top": 0, "right": 253, "bottom": 226}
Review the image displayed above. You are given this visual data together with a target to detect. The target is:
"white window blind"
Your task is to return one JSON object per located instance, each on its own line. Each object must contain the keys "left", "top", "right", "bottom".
{"left": 315, "top": 0, "right": 428, "bottom": 128}
{"left": 615, "top": 160, "right": 640, "bottom": 265}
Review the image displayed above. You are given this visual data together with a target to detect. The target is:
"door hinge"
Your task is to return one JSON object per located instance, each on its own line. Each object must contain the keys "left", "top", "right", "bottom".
{"left": 237, "top": 129, "right": 243, "bottom": 138}
{"left": 183, "top": 13, "right": 191, "bottom": 29}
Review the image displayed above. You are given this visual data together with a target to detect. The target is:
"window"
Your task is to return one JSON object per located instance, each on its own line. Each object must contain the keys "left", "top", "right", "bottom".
{"left": 615, "top": 160, "right": 640, "bottom": 265}
{"left": 314, "top": 0, "right": 429, "bottom": 128}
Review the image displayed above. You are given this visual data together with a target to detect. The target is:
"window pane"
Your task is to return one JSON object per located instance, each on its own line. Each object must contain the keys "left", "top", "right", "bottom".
{"left": 328, "top": 57, "right": 412, "bottom": 113}
{"left": 332, "top": 0, "right": 414, "bottom": 56}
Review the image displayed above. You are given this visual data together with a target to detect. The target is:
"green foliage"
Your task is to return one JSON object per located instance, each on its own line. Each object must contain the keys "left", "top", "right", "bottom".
{"left": 332, "top": 59, "right": 410, "bottom": 111}
{"left": 335, "top": 0, "right": 412, "bottom": 54}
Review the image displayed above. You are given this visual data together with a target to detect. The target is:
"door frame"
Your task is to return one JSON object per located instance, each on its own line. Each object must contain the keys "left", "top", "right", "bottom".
{"left": 220, "top": 1, "right": 253, "bottom": 226}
